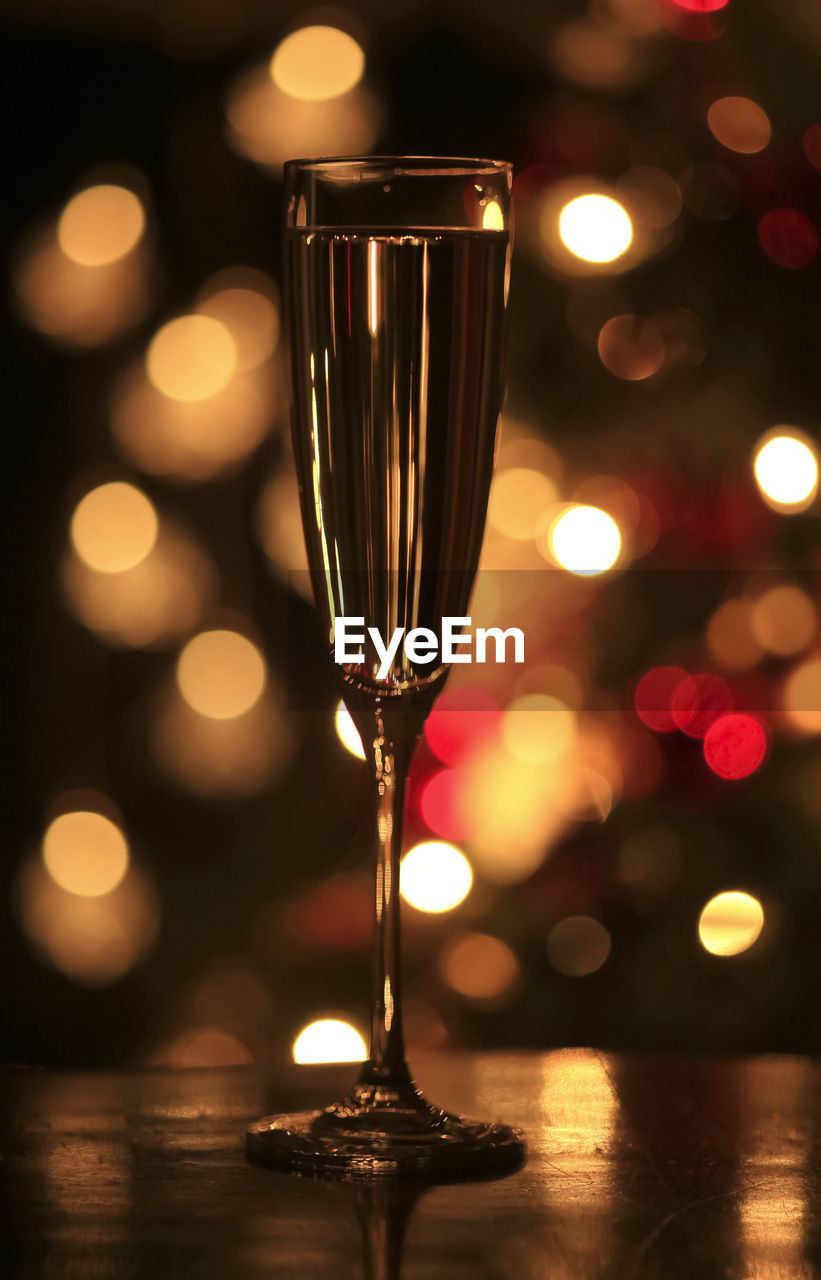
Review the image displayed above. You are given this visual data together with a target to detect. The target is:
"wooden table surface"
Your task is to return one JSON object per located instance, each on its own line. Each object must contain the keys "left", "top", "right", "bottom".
{"left": 2, "top": 1049, "right": 819, "bottom": 1278}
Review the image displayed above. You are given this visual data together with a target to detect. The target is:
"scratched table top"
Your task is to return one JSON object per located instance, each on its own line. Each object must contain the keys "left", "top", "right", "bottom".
{"left": 1, "top": 1049, "right": 818, "bottom": 1278}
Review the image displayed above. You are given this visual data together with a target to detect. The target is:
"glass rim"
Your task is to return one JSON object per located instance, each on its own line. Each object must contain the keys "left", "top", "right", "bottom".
{"left": 283, "top": 155, "right": 513, "bottom": 178}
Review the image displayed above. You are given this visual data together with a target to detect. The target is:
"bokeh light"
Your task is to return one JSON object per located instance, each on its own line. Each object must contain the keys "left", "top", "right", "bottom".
{"left": 617, "top": 166, "right": 682, "bottom": 229}
{"left": 698, "top": 891, "right": 765, "bottom": 956}
{"left": 487, "top": 467, "right": 557, "bottom": 539}
{"left": 70, "top": 481, "right": 158, "bottom": 574}
{"left": 293, "top": 1018, "right": 367, "bottom": 1064}
{"left": 803, "top": 124, "right": 821, "bottom": 172}
{"left": 753, "top": 432, "right": 818, "bottom": 510}
{"left": 154, "top": 1028, "right": 254, "bottom": 1067}
{"left": 62, "top": 520, "right": 215, "bottom": 649}
{"left": 558, "top": 194, "right": 633, "bottom": 263}
{"left": 758, "top": 210, "right": 819, "bottom": 270}
{"left": 597, "top": 314, "right": 665, "bottom": 380}
{"left": 439, "top": 933, "right": 520, "bottom": 1001}
{"left": 226, "top": 63, "right": 381, "bottom": 173}
{"left": 634, "top": 665, "right": 689, "bottom": 733}
{"left": 679, "top": 162, "right": 740, "bottom": 220}
{"left": 335, "top": 700, "right": 366, "bottom": 759}
{"left": 548, "top": 916, "right": 612, "bottom": 976}
{"left": 400, "top": 841, "right": 473, "bottom": 913}
{"left": 783, "top": 659, "right": 821, "bottom": 734}
{"left": 425, "top": 688, "right": 500, "bottom": 765}
{"left": 703, "top": 714, "right": 767, "bottom": 780}
{"left": 546, "top": 504, "right": 621, "bottom": 575}
{"left": 19, "top": 858, "right": 159, "bottom": 986}
{"left": 57, "top": 184, "right": 145, "bottom": 266}
{"left": 176, "top": 630, "right": 266, "bottom": 720}
{"left": 751, "top": 585, "right": 816, "bottom": 656}
{"left": 501, "top": 695, "right": 577, "bottom": 765}
{"left": 196, "top": 268, "right": 280, "bottom": 371}
{"left": 147, "top": 315, "right": 237, "bottom": 402}
{"left": 270, "top": 26, "right": 365, "bottom": 101}
{"left": 668, "top": 0, "right": 728, "bottom": 9}
{"left": 707, "top": 97, "right": 771, "bottom": 154}
{"left": 671, "top": 673, "right": 733, "bottom": 739}
{"left": 42, "top": 810, "right": 129, "bottom": 898}
{"left": 706, "top": 599, "right": 764, "bottom": 670}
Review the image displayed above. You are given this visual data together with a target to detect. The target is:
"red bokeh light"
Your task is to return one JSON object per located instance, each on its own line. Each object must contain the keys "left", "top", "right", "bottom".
{"left": 425, "top": 688, "right": 501, "bottom": 766}
{"left": 758, "top": 210, "right": 819, "bottom": 270}
{"left": 667, "top": 0, "right": 728, "bottom": 10}
{"left": 703, "top": 714, "right": 767, "bottom": 780}
{"left": 671, "top": 673, "right": 733, "bottom": 739}
{"left": 419, "top": 769, "right": 473, "bottom": 841}
{"left": 634, "top": 666, "right": 689, "bottom": 733}
{"left": 804, "top": 125, "right": 821, "bottom": 173}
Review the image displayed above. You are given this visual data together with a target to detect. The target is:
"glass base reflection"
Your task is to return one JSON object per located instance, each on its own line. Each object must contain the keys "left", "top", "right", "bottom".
{"left": 246, "top": 1080, "right": 525, "bottom": 1178}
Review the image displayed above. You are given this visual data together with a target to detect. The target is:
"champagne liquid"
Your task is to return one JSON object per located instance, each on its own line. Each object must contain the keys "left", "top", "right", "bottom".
{"left": 286, "top": 227, "right": 509, "bottom": 693}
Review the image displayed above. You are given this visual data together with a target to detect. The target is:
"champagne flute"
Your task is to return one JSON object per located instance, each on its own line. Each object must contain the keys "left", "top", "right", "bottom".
{"left": 247, "top": 156, "right": 524, "bottom": 1176}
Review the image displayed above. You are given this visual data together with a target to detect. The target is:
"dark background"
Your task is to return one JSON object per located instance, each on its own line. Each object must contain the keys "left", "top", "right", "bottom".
{"left": 4, "top": 0, "right": 821, "bottom": 1068}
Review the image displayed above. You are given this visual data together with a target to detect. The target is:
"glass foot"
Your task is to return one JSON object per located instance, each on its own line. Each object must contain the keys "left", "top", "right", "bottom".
{"left": 246, "top": 1081, "right": 525, "bottom": 1178}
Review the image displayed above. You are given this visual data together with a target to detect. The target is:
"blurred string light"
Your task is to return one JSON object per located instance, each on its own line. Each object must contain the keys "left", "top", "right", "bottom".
{"left": 706, "top": 599, "right": 763, "bottom": 670}
{"left": 438, "top": 933, "right": 520, "bottom": 1001}
{"left": 597, "top": 314, "right": 665, "bottom": 380}
{"left": 176, "top": 630, "right": 266, "bottom": 720}
{"left": 758, "top": 210, "right": 819, "bottom": 270}
{"left": 751, "top": 585, "right": 816, "bottom": 656}
{"left": 226, "top": 23, "right": 379, "bottom": 173}
{"left": 617, "top": 167, "right": 682, "bottom": 230}
{"left": 424, "top": 688, "right": 500, "bottom": 766}
{"left": 293, "top": 1018, "right": 367, "bottom": 1064}
{"left": 147, "top": 315, "right": 237, "bottom": 402}
{"left": 634, "top": 666, "right": 689, "bottom": 732}
{"left": 270, "top": 26, "right": 365, "bottom": 100}
{"left": 153, "top": 1028, "right": 254, "bottom": 1067}
{"left": 542, "top": 504, "right": 621, "bottom": 575}
{"left": 335, "top": 700, "right": 366, "bottom": 759}
{"left": 18, "top": 855, "right": 159, "bottom": 987}
{"left": 803, "top": 124, "right": 821, "bottom": 172}
{"left": 548, "top": 916, "right": 612, "bottom": 976}
{"left": 671, "top": 673, "right": 733, "bottom": 739}
{"left": 62, "top": 519, "right": 215, "bottom": 649}
{"left": 703, "top": 714, "right": 767, "bottom": 780}
{"left": 549, "top": 19, "right": 650, "bottom": 94}
{"left": 679, "top": 162, "right": 740, "bottom": 220}
{"left": 753, "top": 431, "right": 818, "bottom": 511}
{"left": 698, "top": 891, "right": 764, "bottom": 957}
{"left": 70, "top": 481, "right": 158, "bottom": 574}
{"left": 558, "top": 194, "right": 633, "bottom": 263}
{"left": 195, "top": 268, "right": 280, "bottom": 371}
{"left": 255, "top": 464, "right": 311, "bottom": 589}
{"left": 707, "top": 97, "right": 771, "bottom": 154}
{"left": 42, "top": 810, "right": 129, "bottom": 897}
{"left": 487, "top": 467, "right": 557, "bottom": 540}
{"left": 400, "top": 841, "right": 472, "bottom": 913}
{"left": 783, "top": 659, "right": 821, "bottom": 734}
{"left": 501, "top": 695, "right": 577, "bottom": 765}
{"left": 57, "top": 184, "right": 145, "bottom": 265}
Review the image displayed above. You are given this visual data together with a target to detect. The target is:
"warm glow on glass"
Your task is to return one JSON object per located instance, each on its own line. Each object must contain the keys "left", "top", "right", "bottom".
{"left": 400, "top": 841, "right": 473, "bottom": 913}
{"left": 335, "top": 700, "right": 366, "bottom": 759}
{"left": 558, "top": 194, "right": 632, "bottom": 263}
{"left": 42, "top": 811, "right": 129, "bottom": 898}
{"left": 698, "top": 891, "right": 764, "bottom": 956}
{"left": 501, "top": 695, "right": 576, "bottom": 765}
{"left": 753, "top": 434, "right": 818, "bottom": 509}
{"left": 487, "top": 467, "right": 557, "bottom": 540}
{"left": 751, "top": 585, "right": 816, "bottom": 656}
{"left": 548, "top": 504, "right": 621, "bottom": 574}
{"left": 783, "top": 659, "right": 821, "bottom": 734}
{"left": 548, "top": 916, "right": 612, "bottom": 976}
{"left": 147, "top": 315, "right": 237, "bottom": 402}
{"left": 482, "top": 201, "right": 504, "bottom": 231}
{"left": 293, "top": 1018, "right": 367, "bottom": 1064}
{"left": 270, "top": 26, "right": 365, "bottom": 101}
{"left": 176, "top": 630, "right": 266, "bottom": 719}
{"left": 707, "top": 97, "right": 771, "bottom": 154}
{"left": 70, "top": 481, "right": 158, "bottom": 574}
{"left": 57, "top": 185, "right": 145, "bottom": 266}
{"left": 439, "top": 932, "right": 520, "bottom": 1000}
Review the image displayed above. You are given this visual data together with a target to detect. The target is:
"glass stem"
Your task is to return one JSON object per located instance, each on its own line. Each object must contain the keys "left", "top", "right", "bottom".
{"left": 358, "top": 707, "right": 413, "bottom": 1090}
